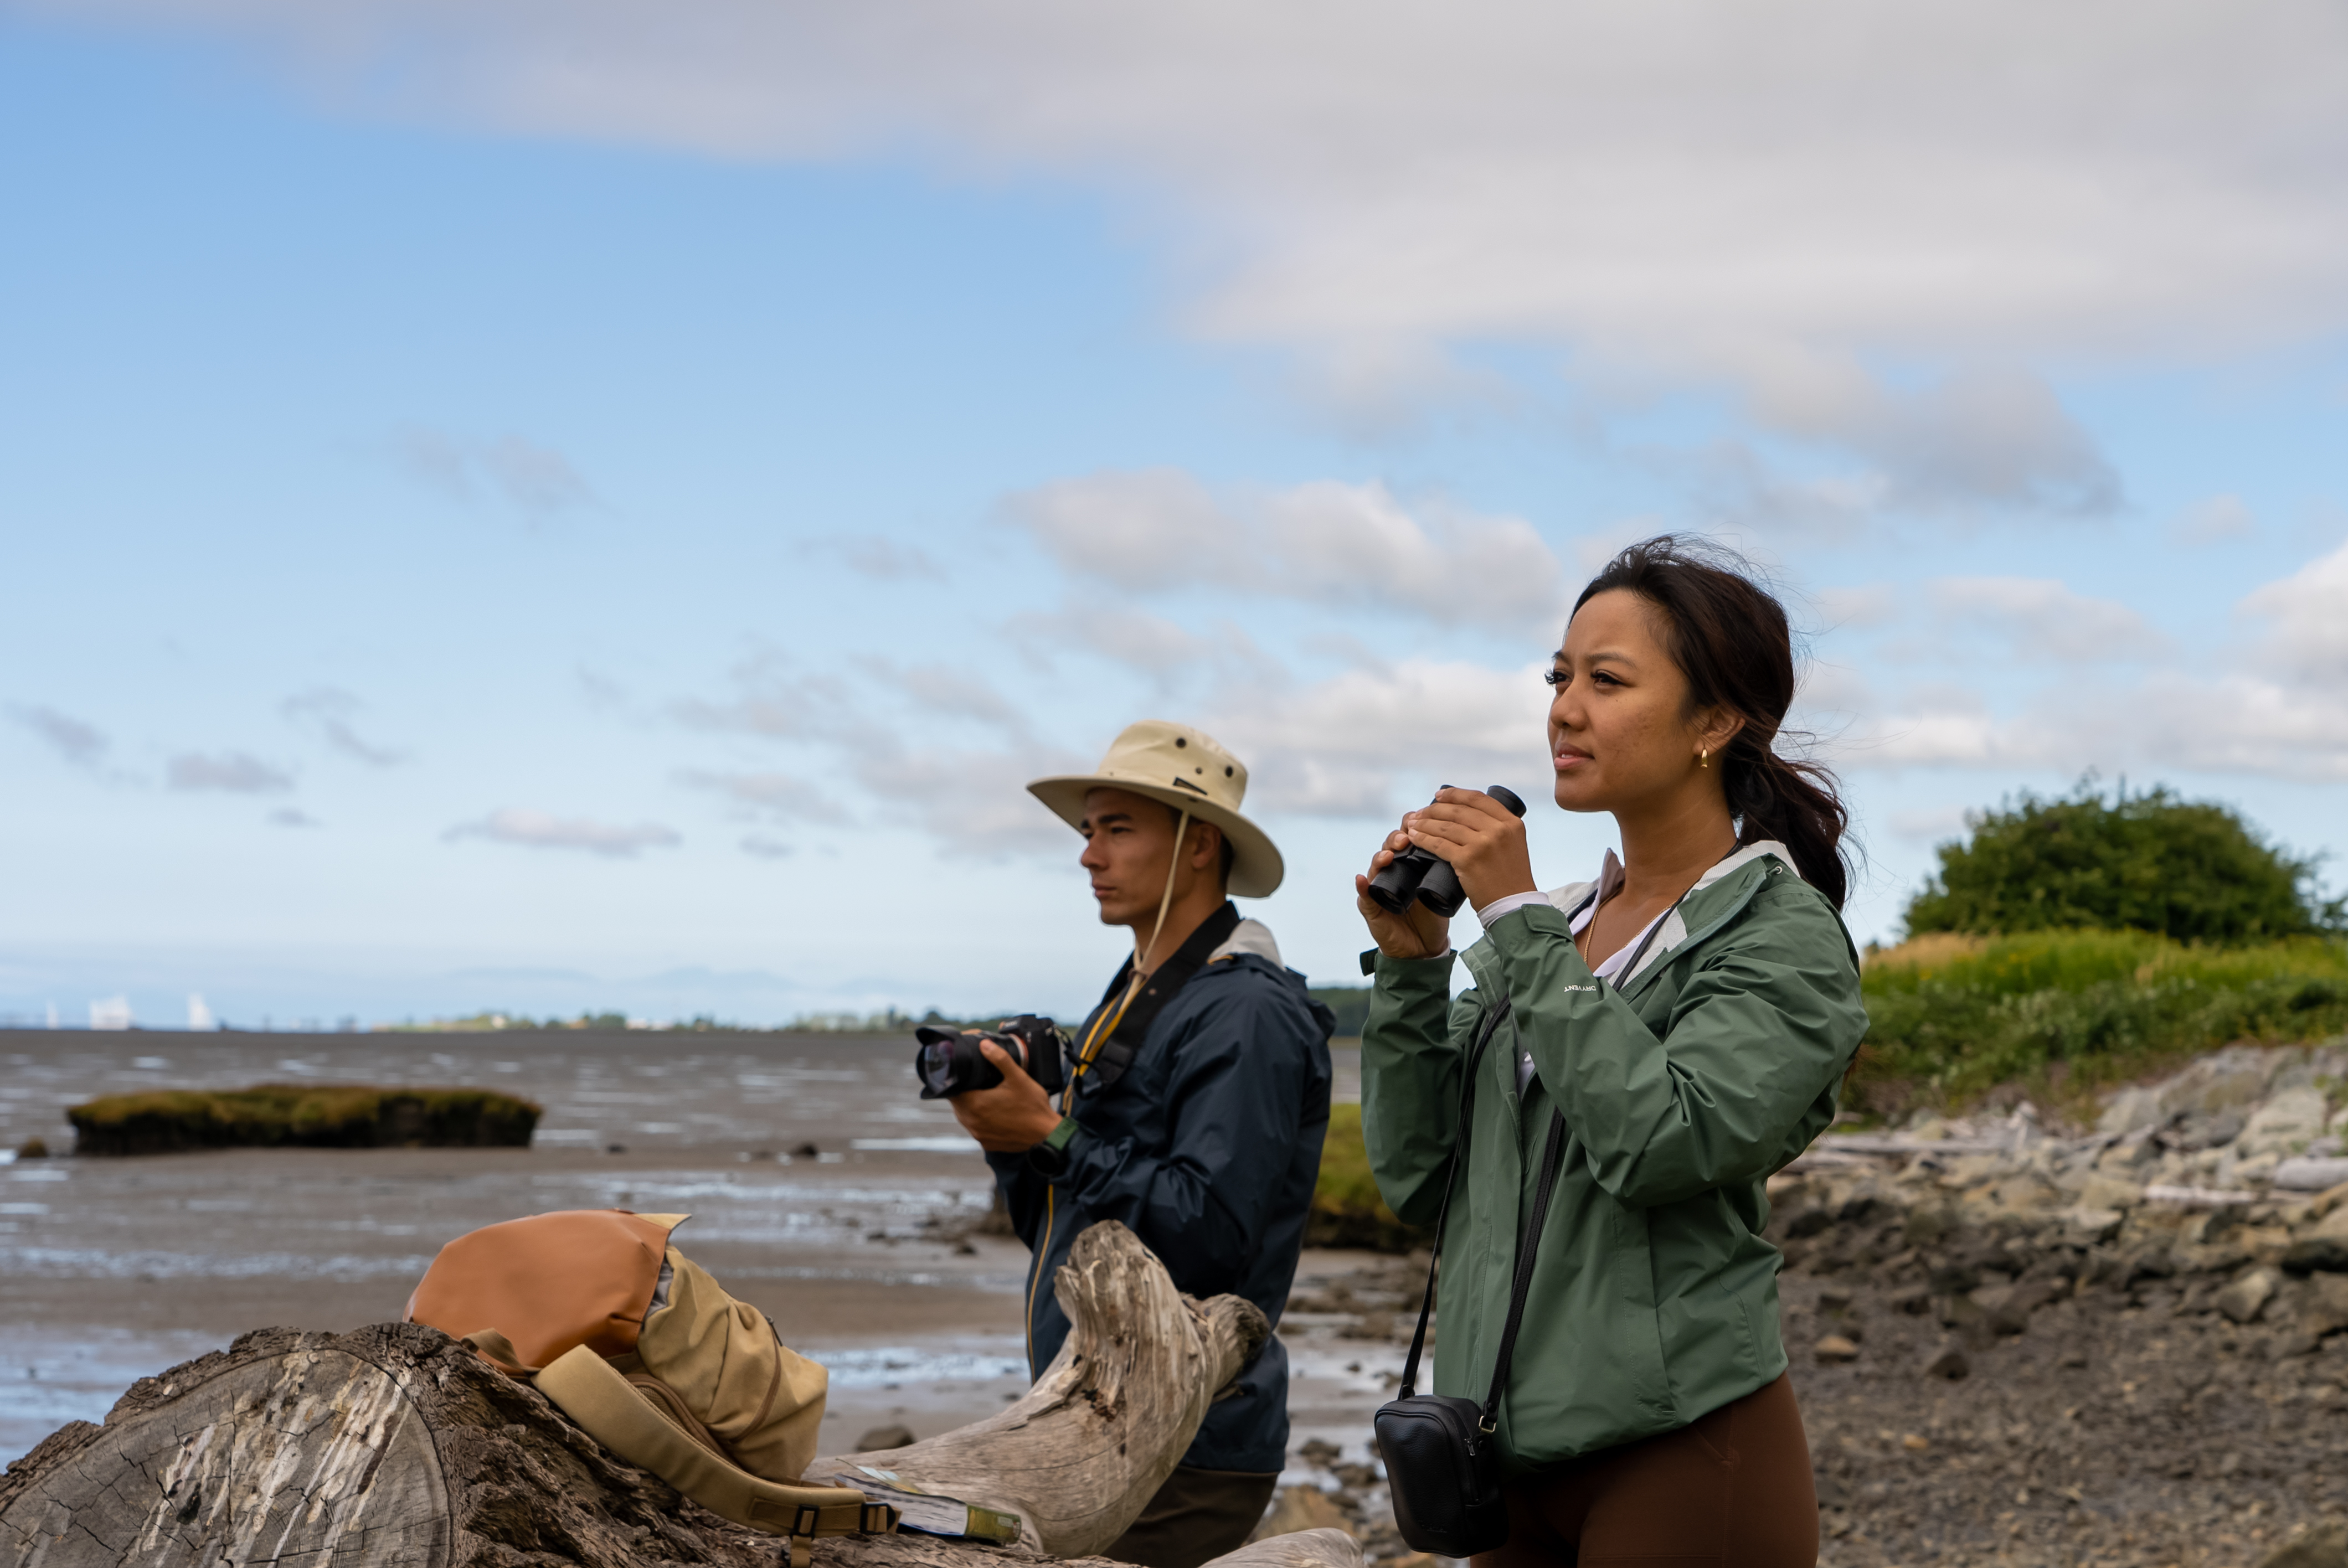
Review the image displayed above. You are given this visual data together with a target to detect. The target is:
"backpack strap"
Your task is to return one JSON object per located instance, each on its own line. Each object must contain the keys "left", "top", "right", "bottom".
{"left": 537, "top": 1345, "right": 899, "bottom": 1564}
{"left": 1070, "top": 901, "right": 1244, "bottom": 1093}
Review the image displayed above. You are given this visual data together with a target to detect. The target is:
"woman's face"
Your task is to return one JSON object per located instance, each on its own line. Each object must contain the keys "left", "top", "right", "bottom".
{"left": 1547, "top": 589, "right": 1722, "bottom": 814}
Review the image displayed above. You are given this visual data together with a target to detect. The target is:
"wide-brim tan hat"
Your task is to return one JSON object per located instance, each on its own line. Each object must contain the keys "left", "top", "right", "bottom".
{"left": 1027, "top": 720, "right": 1283, "bottom": 898}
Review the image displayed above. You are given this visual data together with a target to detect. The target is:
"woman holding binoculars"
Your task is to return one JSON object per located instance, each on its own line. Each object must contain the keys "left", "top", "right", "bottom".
{"left": 1357, "top": 535, "right": 1866, "bottom": 1568}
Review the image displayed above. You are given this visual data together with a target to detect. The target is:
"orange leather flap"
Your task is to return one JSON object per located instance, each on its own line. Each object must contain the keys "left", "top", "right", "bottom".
{"left": 406, "top": 1209, "right": 684, "bottom": 1371}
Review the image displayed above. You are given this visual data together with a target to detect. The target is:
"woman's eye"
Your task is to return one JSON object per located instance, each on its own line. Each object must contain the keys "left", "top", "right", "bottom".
{"left": 1542, "top": 670, "right": 1567, "bottom": 687}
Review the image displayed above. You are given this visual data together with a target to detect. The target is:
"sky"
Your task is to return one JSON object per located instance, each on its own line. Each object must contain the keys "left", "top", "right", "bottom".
{"left": 4, "top": 1, "right": 2346, "bottom": 1029}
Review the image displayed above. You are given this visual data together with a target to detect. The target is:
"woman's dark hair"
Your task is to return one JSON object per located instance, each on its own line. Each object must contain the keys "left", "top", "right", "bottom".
{"left": 1572, "top": 535, "right": 1853, "bottom": 909}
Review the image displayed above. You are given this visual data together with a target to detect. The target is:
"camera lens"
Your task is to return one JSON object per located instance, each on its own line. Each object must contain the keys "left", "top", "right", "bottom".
{"left": 917, "top": 1038, "right": 962, "bottom": 1097}
{"left": 913, "top": 1027, "right": 1008, "bottom": 1100}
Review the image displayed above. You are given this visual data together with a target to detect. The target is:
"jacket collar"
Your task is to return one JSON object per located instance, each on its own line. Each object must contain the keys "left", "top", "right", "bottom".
{"left": 1467, "top": 840, "right": 1801, "bottom": 998}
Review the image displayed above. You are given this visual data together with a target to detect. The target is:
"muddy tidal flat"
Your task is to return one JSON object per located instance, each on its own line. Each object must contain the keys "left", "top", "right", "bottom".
{"left": 0, "top": 1028, "right": 1376, "bottom": 1479}
{"left": 7, "top": 1028, "right": 2348, "bottom": 1567}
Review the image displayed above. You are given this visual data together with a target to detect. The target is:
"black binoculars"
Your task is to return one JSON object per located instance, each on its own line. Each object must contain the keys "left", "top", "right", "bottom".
{"left": 1364, "top": 785, "right": 1527, "bottom": 919}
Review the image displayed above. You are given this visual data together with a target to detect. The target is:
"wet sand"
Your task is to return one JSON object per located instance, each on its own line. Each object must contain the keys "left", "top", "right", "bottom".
{"left": 0, "top": 1029, "right": 1377, "bottom": 1474}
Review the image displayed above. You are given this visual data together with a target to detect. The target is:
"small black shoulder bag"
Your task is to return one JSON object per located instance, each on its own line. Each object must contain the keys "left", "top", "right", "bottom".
{"left": 1373, "top": 994, "right": 1571, "bottom": 1559}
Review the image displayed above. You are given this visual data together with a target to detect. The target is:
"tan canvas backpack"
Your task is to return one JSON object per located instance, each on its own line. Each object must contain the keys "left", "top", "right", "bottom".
{"left": 406, "top": 1209, "right": 896, "bottom": 1564}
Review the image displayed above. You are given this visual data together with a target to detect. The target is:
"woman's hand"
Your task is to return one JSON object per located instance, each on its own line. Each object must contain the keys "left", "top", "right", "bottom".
{"left": 1355, "top": 826, "right": 1453, "bottom": 958}
{"left": 1410, "top": 787, "right": 1538, "bottom": 912}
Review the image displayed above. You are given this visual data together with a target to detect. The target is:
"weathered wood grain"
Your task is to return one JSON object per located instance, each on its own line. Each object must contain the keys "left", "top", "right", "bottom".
{"left": 0, "top": 1223, "right": 1357, "bottom": 1568}
{"left": 810, "top": 1220, "right": 1270, "bottom": 1557}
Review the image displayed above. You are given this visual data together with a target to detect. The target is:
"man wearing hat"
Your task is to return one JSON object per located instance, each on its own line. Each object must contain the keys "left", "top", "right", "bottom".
{"left": 948, "top": 721, "right": 1335, "bottom": 1568}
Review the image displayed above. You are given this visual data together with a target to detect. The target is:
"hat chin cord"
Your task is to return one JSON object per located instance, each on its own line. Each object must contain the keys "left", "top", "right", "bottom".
{"left": 1135, "top": 809, "right": 1192, "bottom": 983}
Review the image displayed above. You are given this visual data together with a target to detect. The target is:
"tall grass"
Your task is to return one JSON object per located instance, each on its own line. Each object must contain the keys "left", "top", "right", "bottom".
{"left": 1856, "top": 930, "right": 2348, "bottom": 1109}
{"left": 1306, "top": 1103, "right": 1423, "bottom": 1251}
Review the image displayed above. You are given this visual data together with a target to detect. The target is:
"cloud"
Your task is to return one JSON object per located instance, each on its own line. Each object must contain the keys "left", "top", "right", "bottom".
{"left": 268, "top": 807, "right": 321, "bottom": 828}
{"left": 444, "top": 808, "right": 682, "bottom": 857}
{"left": 67, "top": 1, "right": 2348, "bottom": 377}
{"left": 1813, "top": 543, "right": 2348, "bottom": 781}
{"left": 1924, "top": 577, "right": 2164, "bottom": 663}
{"left": 9, "top": 704, "right": 109, "bottom": 767}
{"left": 282, "top": 688, "right": 408, "bottom": 765}
{"left": 1212, "top": 657, "right": 1553, "bottom": 817}
{"left": 2155, "top": 538, "right": 2348, "bottom": 781}
{"left": 1739, "top": 364, "right": 2120, "bottom": 518}
{"left": 2169, "top": 493, "right": 2257, "bottom": 546}
{"left": 739, "top": 834, "right": 794, "bottom": 859}
{"left": 1885, "top": 806, "right": 1969, "bottom": 842}
{"left": 1005, "top": 470, "right": 1566, "bottom": 629}
{"left": 2239, "top": 535, "right": 2348, "bottom": 682}
{"left": 1814, "top": 585, "right": 1900, "bottom": 631}
{"left": 395, "top": 427, "right": 594, "bottom": 514}
{"left": 672, "top": 655, "right": 1088, "bottom": 853}
{"left": 678, "top": 768, "right": 847, "bottom": 823}
{"left": 167, "top": 751, "right": 294, "bottom": 793}
{"left": 832, "top": 537, "right": 946, "bottom": 581}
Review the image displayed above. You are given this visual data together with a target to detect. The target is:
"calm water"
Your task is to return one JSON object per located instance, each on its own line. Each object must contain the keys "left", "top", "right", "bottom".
{"left": 0, "top": 1029, "right": 1369, "bottom": 1466}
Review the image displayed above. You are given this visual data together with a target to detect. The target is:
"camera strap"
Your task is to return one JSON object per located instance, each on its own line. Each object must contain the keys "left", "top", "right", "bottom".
{"left": 1065, "top": 900, "right": 1243, "bottom": 1101}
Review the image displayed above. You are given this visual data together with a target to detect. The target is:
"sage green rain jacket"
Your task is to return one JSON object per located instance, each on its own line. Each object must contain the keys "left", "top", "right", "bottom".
{"left": 1361, "top": 842, "right": 1866, "bottom": 1474}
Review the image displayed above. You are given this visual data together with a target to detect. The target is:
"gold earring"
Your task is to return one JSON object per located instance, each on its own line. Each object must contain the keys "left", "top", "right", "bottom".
{"left": 1699, "top": 748, "right": 1709, "bottom": 768}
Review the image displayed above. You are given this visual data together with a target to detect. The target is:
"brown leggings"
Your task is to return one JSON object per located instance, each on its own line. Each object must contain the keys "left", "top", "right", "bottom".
{"left": 1473, "top": 1374, "right": 1817, "bottom": 1568}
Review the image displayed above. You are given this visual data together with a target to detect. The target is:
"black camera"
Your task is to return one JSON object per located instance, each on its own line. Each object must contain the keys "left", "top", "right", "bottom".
{"left": 915, "top": 1014, "right": 1070, "bottom": 1100}
{"left": 1364, "top": 785, "right": 1528, "bottom": 919}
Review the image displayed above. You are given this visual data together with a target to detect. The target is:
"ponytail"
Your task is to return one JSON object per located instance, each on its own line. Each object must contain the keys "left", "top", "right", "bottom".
{"left": 1573, "top": 537, "right": 1855, "bottom": 909}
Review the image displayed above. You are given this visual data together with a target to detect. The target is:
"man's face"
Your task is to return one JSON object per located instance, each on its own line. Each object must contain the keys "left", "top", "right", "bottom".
{"left": 1077, "top": 786, "right": 1182, "bottom": 927}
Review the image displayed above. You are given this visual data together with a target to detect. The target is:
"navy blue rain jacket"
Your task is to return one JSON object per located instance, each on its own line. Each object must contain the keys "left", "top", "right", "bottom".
{"left": 988, "top": 917, "right": 1333, "bottom": 1473}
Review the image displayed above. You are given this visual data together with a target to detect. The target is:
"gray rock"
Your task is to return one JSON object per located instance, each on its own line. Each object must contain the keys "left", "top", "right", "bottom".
{"left": 2157, "top": 1045, "right": 2288, "bottom": 1118}
{"left": 2254, "top": 1520, "right": 2348, "bottom": 1568}
{"left": 1921, "top": 1344, "right": 1970, "bottom": 1380}
{"left": 2285, "top": 1205, "right": 2348, "bottom": 1274}
{"left": 1813, "top": 1334, "right": 1860, "bottom": 1363}
{"left": 2239, "top": 1088, "right": 2332, "bottom": 1158}
{"left": 855, "top": 1423, "right": 916, "bottom": 1451}
{"left": 2076, "top": 1174, "right": 2145, "bottom": 1210}
{"left": 2216, "top": 1268, "right": 2278, "bottom": 1324}
{"left": 2058, "top": 1205, "right": 2125, "bottom": 1246}
{"left": 2304, "top": 1273, "right": 2348, "bottom": 1338}
{"left": 2098, "top": 1086, "right": 2167, "bottom": 1138}
{"left": 2164, "top": 1108, "right": 2248, "bottom": 1153}
{"left": 2275, "top": 1157, "right": 2348, "bottom": 1192}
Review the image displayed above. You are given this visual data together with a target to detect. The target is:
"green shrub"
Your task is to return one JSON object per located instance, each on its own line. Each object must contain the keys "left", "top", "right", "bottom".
{"left": 1855, "top": 931, "right": 2348, "bottom": 1107}
{"left": 1305, "top": 1103, "right": 1424, "bottom": 1252}
{"left": 68, "top": 1084, "right": 541, "bottom": 1156}
{"left": 1904, "top": 781, "right": 2341, "bottom": 943}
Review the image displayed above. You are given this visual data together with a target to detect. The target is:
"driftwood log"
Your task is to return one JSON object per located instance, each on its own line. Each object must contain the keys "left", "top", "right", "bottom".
{"left": 0, "top": 1221, "right": 1360, "bottom": 1568}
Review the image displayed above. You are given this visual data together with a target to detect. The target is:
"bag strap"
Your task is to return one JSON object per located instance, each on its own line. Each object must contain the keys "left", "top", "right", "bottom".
{"left": 1477, "top": 1107, "right": 1568, "bottom": 1431}
{"left": 1396, "top": 994, "right": 1512, "bottom": 1400}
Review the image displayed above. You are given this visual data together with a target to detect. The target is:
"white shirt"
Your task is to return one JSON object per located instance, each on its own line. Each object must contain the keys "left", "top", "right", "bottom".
{"left": 1465, "top": 840, "right": 1801, "bottom": 1096}
{"left": 1479, "top": 850, "right": 1663, "bottom": 1094}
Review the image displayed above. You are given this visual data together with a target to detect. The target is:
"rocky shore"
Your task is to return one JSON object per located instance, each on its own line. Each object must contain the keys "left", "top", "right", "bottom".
{"left": 1266, "top": 1043, "right": 2348, "bottom": 1568}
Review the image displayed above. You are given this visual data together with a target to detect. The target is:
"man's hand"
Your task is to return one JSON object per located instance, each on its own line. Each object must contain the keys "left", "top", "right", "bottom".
{"left": 1407, "top": 787, "right": 1537, "bottom": 913}
{"left": 948, "top": 1039, "right": 1065, "bottom": 1153}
